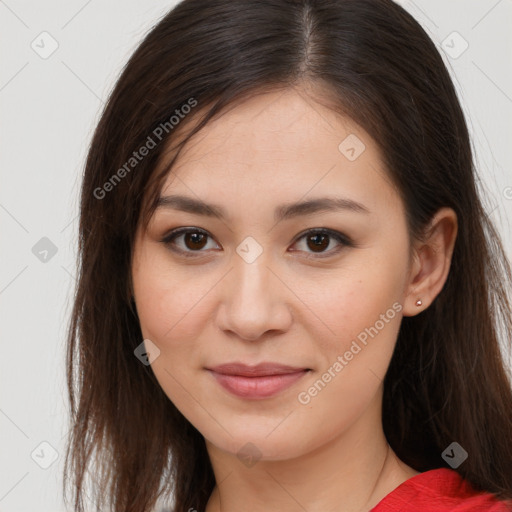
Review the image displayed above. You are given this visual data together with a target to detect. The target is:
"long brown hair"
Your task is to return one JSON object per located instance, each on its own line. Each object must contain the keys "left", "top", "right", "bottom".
{"left": 63, "top": 1, "right": 512, "bottom": 511}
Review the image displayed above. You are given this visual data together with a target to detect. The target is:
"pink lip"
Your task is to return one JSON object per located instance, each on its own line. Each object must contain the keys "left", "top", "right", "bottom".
{"left": 206, "top": 362, "right": 310, "bottom": 399}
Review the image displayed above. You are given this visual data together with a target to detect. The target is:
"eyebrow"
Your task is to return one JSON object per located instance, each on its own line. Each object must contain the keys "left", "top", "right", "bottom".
{"left": 156, "top": 194, "right": 370, "bottom": 222}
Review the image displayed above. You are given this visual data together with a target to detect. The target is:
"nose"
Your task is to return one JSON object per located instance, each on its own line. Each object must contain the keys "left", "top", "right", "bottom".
{"left": 215, "top": 256, "right": 293, "bottom": 342}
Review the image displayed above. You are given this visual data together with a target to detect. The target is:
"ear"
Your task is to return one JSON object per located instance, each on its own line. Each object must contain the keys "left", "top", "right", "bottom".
{"left": 402, "top": 207, "right": 458, "bottom": 317}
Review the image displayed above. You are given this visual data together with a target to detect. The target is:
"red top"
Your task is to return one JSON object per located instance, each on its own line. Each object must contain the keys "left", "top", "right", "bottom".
{"left": 370, "top": 468, "right": 512, "bottom": 511}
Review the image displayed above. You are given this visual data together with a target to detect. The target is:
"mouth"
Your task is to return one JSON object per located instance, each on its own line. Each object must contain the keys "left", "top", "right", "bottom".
{"left": 205, "top": 362, "right": 312, "bottom": 399}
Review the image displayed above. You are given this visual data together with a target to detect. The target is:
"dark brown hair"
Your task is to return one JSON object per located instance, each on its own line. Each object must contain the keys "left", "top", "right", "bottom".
{"left": 63, "top": 0, "right": 512, "bottom": 511}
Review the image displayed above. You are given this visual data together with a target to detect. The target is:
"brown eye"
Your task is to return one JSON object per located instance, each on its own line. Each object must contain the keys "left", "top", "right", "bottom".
{"left": 161, "top": 227, "right": 353, "bottom": 259}
{"left": 183, "top": 232, "right": 208, "bottom": 250}
{"left": 306, "top": 232, "right": 330, "bottom": 252}
{"left": 161, "top": 227, "right": 220, "bottom": 257}
{"left": 291, "top": 228, "right": 353, "bottom": 258}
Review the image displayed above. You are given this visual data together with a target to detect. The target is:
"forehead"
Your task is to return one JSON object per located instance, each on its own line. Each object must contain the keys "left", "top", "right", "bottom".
{"left": 167, "top": 88, "right": 368, "bottom": 166}
{"left": 155, "top": 88, "right": 399, "bottom": 220}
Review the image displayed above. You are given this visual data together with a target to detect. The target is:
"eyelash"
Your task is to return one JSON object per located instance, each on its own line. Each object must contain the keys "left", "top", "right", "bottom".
{"left": 160, "top": 227, "right": 354, "bottom": 259}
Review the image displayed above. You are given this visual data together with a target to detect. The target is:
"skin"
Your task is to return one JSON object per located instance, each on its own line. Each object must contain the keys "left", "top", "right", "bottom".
{"left": 131, "top": 85, "right": 458, "bottom": 512}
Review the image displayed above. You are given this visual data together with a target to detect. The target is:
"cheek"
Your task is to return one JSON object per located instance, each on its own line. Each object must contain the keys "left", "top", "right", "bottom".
{"left": 289, "top": 254, "right": 406, "bottom": 420}
{"left": 134, "top": 267, "right": 212, "bottom": 353}
{"left": 132, "top": 260, "right": 215, "bottom": 412}
{"left": 293, "top": 277, "right": 403, "bottom": 436}
{"left": 293, "top": 259, "right": 405, "bottom": 357}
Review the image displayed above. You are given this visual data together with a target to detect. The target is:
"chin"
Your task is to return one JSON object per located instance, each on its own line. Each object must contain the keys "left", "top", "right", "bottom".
{"left": 204, "top": 426, "right": 311, "bottom": 464}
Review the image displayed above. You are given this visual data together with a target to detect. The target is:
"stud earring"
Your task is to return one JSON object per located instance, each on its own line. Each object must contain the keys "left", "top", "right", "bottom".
{"left": 415, "top": 299, "right": 422, "bottom": 307}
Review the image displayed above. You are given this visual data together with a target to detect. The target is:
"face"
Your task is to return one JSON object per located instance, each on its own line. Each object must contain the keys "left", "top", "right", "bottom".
{"left": 131, "top": 87, "right": 413, "bottom": 461}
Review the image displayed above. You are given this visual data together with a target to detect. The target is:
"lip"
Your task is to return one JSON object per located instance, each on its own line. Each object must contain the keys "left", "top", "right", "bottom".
{"left": 207, "top": 362, "right": 310, "bottom": 377}
{"left": 206, "top": 362, "right": 311, "bottom": 400}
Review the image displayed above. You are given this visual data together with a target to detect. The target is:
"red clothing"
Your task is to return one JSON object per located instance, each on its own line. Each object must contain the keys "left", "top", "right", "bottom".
{"left": 370, "top": 468, "right": 512, "bottom": 511}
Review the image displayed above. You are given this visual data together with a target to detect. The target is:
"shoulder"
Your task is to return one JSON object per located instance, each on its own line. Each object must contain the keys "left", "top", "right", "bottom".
{"left": 371, "top": 467, "right": 512, "bottom": 511}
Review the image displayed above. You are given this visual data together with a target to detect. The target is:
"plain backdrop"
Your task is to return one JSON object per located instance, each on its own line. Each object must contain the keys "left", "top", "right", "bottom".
{"left": 1, "top": 1, "right": 511, "bottom": 510}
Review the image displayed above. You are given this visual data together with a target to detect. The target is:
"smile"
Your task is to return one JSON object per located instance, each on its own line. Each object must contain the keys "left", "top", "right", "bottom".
{"left": 206, "top": 369, "right": 310, "bottom": 399}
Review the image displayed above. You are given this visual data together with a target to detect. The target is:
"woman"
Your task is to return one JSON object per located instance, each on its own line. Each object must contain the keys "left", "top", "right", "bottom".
{"left": 63, "top": 1, "right": 512, "bottom": 511}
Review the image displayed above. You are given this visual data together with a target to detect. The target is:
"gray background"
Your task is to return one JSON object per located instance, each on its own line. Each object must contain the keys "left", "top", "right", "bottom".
{"left": 1, "top": 1, "right": 511, "bottom": 510}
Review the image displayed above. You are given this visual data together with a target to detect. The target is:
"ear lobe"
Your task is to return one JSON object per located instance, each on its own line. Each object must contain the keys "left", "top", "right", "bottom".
{"left": 402, "top": 207, "right": 458, "bottom": 317}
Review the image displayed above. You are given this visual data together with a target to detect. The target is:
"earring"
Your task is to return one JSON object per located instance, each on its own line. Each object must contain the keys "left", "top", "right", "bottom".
{"left": 415, "top": 299, "right": 422, "bottom": 307}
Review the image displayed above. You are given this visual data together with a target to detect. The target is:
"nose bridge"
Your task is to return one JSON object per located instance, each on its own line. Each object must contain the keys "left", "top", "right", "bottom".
{"left": 232, "top": 242, "right": 274, "bottom": 308}
{"left": 216, "top": 240, "right": 292, "bottom": 340}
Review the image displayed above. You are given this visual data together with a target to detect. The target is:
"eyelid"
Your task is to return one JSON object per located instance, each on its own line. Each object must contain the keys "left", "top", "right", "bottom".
{"left": 161, "top": 226, "right": 220, "bottom": 255}
{"left": 160, "top": 226, "right": 354, "bottom": 258}
{"left": 291, "top": 228, "right": 354, "bottom": 257}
